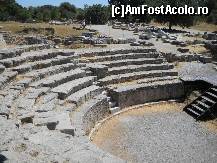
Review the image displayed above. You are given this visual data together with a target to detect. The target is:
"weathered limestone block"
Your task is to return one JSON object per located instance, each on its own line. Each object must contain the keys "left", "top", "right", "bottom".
{"left": 52, "top": 76, "right": 96, "bottom": 99}
{"left": 41, "top": 93, "right": 58, "bottom": 104}
{"left": 0, "top": 71, "right": 18, "bottom": 89}
{"left": 25, "top": 87, "right": 50, "bottom": 99}
{"left": 199, "top": 56, "right": 212, "bottom": 63}
{"left": 56, "top": 112, "right": 74, "bottom": 136}
{"left": 25, "top": 63, "right": 76, "bottom": 79}
{"left": 16, "top": 78, "right": 33, "bottom": 88}
{"left": 1, "top": 90, "right": 20, "bottom": 108}
{"left": 42, "top": 69, "right": 86, "bottom": 88}
{"left": 108, "top": 63, "right": 174, "bottom": 75}
{"left": 79, "top": 47, "right": 156, "bottom": 58}
{"left": 0, "top": 105, "right": 10, "bottom": 118}
{"left": 18, "top": 112, "right": 34, "bottom": 124}
{"left": 67, "top": 85, "right": 103, "bottom": 107}
{"left": 87, "top": 64, "right": 108, "bottom": 79}
{"left": 99, "top": 70, "right": 178, "bottom": 86}
{"left": 87, "top": 52, "right": 159, "bottom": 63}
{"left": 36, "top": 99, "right": 57, "bottom": 112}
{"left": 18, "top": 98, "right": 36, "bottom": 110}
{"left": 111, "top": 79, "right": 185, "bottom": 108}
{"left": 33, "top": 111, "right": 59, "bottom": 130}
{"left": 72, "top": 94, "right": 110, "bottom": 135}
{"left": 0, "top": 50, "right": 16, "bottom": 60}
{"left": 0, "top": 64, "right": 5, "bottom": 74}
{"left": 82, "top": 94, "right": 109, "bottom": 134}
{"left": 98, "top": 58, "right": 163, "bottom": 68}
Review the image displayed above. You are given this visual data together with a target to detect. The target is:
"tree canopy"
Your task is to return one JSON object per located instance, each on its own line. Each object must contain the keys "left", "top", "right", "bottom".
{"left": 0, "top": 0, "right": 216, "bottom": 27}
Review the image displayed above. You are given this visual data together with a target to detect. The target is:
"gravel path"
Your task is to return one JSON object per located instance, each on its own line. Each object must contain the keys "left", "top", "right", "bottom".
{"left": 92, "top": 102, "right": 217, "bottom": 163}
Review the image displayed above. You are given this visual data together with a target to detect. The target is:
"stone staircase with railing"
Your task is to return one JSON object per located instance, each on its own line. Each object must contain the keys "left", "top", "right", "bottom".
{"left": 184, "top": 86, "right": 217, "bottom": 120}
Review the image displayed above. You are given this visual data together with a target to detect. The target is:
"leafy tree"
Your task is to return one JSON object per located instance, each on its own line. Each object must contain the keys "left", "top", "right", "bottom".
{"left": 59, "top": 2, "right": 76, "bottom": 19}
{"left": 84, "top": 5, "right": 109, "bottom": 24}
{"left": 148, "top": 0, "right": 206, "bottom": 29}
{"left": 206, "top": 0, "right": 217, "bottom": 24}
{"left": 51, "top": 7, "right": 60, "bottom": 20}
{"left": 76, "top": 8, "right": 85, "bottom": 20}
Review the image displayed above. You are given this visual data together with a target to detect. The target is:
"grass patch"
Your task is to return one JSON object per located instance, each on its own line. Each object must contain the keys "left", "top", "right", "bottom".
{"left": 0, "top": 21, "right": 87, "bottom": 37}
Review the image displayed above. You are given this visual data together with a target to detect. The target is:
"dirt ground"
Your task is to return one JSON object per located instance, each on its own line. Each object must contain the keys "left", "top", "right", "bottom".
{"left": 92, "top": 102, "right": 217, "bottom": 163}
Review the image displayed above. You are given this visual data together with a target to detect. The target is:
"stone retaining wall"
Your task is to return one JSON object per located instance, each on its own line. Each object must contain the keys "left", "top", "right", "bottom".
{"left": 111, "top": 80, "right": 185, "bottom": 108}
{"left": 72, "top": 95, "right": 110, "bottom": 136}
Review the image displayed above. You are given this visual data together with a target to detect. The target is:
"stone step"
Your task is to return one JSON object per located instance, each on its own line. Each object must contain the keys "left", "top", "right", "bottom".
{"left": 98, "top": 70, "right": 178, "bottom": 86}
{"left": 22, "top": 63, "right": 78, "bottom": 80}
{"left": 30, "top": 68, "right": 86, "bottom": 88}
{"left": 0, "top": 71, "right": 18, "bottom": 89}
{"left": 0, "top": 50, "right": 60, "bottom": 68}
{"left": 110, "top": 79, "right": 184, "bottom": 108}
{"left": 108, "top": 63, "right": 174, "bottom": 75}
{"left": 83, "top": 52, "right": 159, "bottom": 63}
{"left": 0, "top": 44, "right": 50, "bottom": 60}
{"left": 67, "top": 85, "right": 103, "bottom": 107}
{"left": 52, "top": 76, "right": 97, "bottom": 100}
{"left": 10, "top": 55, "right": 76, "bottom": 74}
{"left": 137, "top": 76, "right": 179, "bottom": 84}
{"left": 71, "top": 94, "right": 109, "bottom": 135}
{"left": 97, "top": 58, "right": 164, "bottom": 68}
{"left": 0, "top": 64, "right": 5, "bottom": 74}
{"left": 7, "top": 49, "right": 75, "bottom": 68}
{"left": 56, "top": 112, "right": 74, "bottom": 135}
{"left": 79, "top": 48, "right": 156, "bottom": 57}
